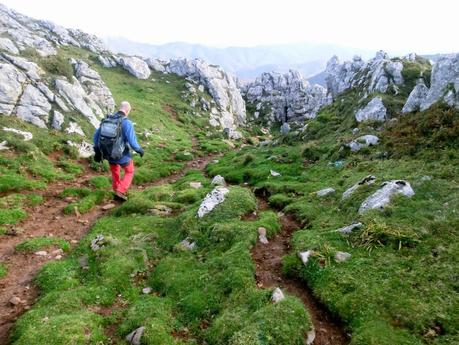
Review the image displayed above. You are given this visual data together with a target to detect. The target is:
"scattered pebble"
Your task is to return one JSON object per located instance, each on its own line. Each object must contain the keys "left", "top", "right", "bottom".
{"left": 189, "top": 182, "right": 202, "bottom": 189}
{"left": 35, "top": 251, "right": 48, "bottom": 256}
{"left": 102, "top": 203, "right": 116, "bottom": 210}
{"left": 142, "top": 287, "right": 152, "bottom": 294}
{"left": 316, "top": 187, "right": 335, "bottom": 197}
{"left": 271, "top": 287, "right": 285, "bottom": 303}
{"left": 270, "top": 170, "right": 281, "bottom": 177}
{"left": 298, "top": 250, "right": 313, "bottom": 265}
{"left": 258, "top": 227, "right": 269, "bottom": 244}
{"left": 335, "top": 251, "right": 352, "bottom": 263}
{"left": 9, "top": 296, "right": 22, "bottom": 306}
{"left": 51, "top": 249, "right": 63, "bottom": 255}
{"left": 54, "top": 255, "right": 63, "bottom": 260}
{"left": 306, "top": 329, "right": 316, "bottom": 345}
{"left": 125, "top": 326, "right": 145, "bottom": 345}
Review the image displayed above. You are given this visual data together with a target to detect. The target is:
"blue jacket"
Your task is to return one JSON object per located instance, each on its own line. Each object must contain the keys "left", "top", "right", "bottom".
{"left": 93, "top": 111, "right": 143, "bottom": 165}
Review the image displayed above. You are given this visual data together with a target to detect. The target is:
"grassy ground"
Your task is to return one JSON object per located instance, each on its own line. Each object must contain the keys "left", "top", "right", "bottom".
{"left": 11, "top": 170, "right": 311, "bottom": 344}
{"left": 207, "top": 101, "right": 459, "bottom": 344}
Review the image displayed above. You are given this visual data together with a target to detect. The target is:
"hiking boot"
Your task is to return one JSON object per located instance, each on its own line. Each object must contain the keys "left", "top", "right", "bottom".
{"left": 114, "top": 191, "right": 128, "bottom": 201}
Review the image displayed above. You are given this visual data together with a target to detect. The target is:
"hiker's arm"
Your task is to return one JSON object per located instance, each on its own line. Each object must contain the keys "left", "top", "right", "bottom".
{"left": 93, "top": 127, "right": 102, "bottom": 161}
{"left": 123, "top": 120, "right": 143, "bottom": 154}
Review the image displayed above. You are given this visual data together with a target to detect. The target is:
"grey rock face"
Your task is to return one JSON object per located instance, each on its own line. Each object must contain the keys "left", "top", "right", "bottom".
{"left": 348, "top": 135, "right": 380, "bottom": 152}
{"left": 0, "top": 63, "right": 26, "bottom": 114}
{"left": 165, "top": 58, "right": 246, "bottom": 129}
{"left": 420, "top": 53, "right": 459, "bottom": 110}
{"left": 119, "top": 56, "right": 151, "bottom": 79}
{"left": 16, "top": 84, "right": 51, "bottom": 128}
{"left": 359, "top": 180, "right": 415, "bottom": 214}
{"left": 402, "top": 80, "right": 429, "bottom": 113}
{"left": 52, "top": 110, "right": 64, "bottom": 130}
{"left": 145, "top": 57, "right": 166, "bottom": 73}
{"left": 73, "top": 59, "right": 115, "bottom": 113}
{"left": 98, "top": 55, "right": 117, "bottom": 68}
{"left": 316, "top": 187, "right": 335, "bottom": 197}
{"left": 325, "top": 51, "right": 405, "bottom": 99}
{"left": 55, "top": 77, "right": 103, "bottom": 128}
{"left": 125, "top": 326, "right": 145, "bottom": 345}
{"left": 342, "top": 175, "right": 376, "bottom": 199}
{"left": 355, "top": 97, "right": 387, "bottom": 122}
{"left": 0, "top": 37, "right": 19, "bottom": 54}
{"left": 3, "top": 54, "right": 43, "bottom": 81}
{"left": 280, "top": 122, "right": 291, "bottom": 135}
{"left": 244, "top": 70, "right": 330, "bottom": 123}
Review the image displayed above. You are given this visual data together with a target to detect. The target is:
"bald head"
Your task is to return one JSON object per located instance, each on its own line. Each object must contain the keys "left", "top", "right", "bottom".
{"left": 119, "top": 101, "right": 131, "bottom": 116}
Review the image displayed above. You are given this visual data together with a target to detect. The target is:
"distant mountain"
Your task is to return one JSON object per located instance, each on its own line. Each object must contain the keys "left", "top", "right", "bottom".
{"left": 104, "top": 37, "right": 375, "bottom": 81}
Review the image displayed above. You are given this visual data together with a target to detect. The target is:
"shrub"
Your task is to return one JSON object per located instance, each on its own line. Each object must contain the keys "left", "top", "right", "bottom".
{"left": 40, "top": 55, "right": 74, "bottom": 79}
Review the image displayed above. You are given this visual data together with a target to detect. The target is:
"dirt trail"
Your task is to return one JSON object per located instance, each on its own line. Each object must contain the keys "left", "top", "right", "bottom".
{"left": 251, "top": 196, "right": 349, "bottom": 345}
{"left": 0, "top": 149, "right": 219, "bottom": 344}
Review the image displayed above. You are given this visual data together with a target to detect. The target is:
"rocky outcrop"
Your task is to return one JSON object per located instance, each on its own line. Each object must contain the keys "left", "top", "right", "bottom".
{"left": 402, "top": 80, "right": 429, "bottom": 113}
{"left": 359, "top": 180, "right": 415, "bottom": 214}
{"left": 403, "top": 53, "right": 459, "bottom": 112}
{"left": 244, "top": 70, "right": 330, "bottom": 124}
{"left": 55, "top": 77, "right": 103, "bottom": 128}
{"left": 0, "top": 63, "right": 26, "bottom": 114}
{"left": 72, "top": 59, "right": 115, "bottom": 114}
{"left": 197, "top": 187, "right": 229, "bottom": 218}
{"left": 348, "top": 135, "right": 379, "bottom": 152}
{"left": 355, "top": 97, "right": 387, "bottom": 122}
{"left": 164, "top": 58, "right": 246, "bottom": 129}
{"left": 16, "top": 84, "right": 51, "bottom": 128}
{"left": 325, "top": 51, "right": 406, "bottom": 99}
{"left": 119, "top": 56, "right": 151, "bottom": 80}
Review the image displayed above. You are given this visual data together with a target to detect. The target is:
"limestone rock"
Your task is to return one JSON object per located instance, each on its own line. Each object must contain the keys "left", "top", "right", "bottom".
{"left": 211, "top": 175, "right": 226, "bottom": 186}
{"left": 142, "top": 287, "right": 152, "bottom": 294}
{"left": 145, "top": 57, "right": 166, "bottom": 73}
{"left": 355, "top": 97, "right": 387, "bottom": 122}
{"left": 3, "top": 127, "right": 33, "bottom": 141}
{"left": 16, "top": 84, "right": 51, "bottom": 128}
{"left": 125, "top": 326, "right": 145, "bottom": 345}
{"left": 98, "top": 55, "right": 117, "bottom": 68}
{"left": 258, "top": 227, "right": 269, "bottom": 244}
{"left": 280, "top": 122, "right": 290, "bottom": 135}
{"left": 244, "top": 70, "right": 330, "bottom": 123}
{"left": 298, "top": 250, "right": 313, "bottom": 265}
{"left": 348, "top": 135, "right": 379, "bottom": 152}
{"left": 0, "top": 63, "right": 27, "bottom": 114}
{"left": 359, "top": 180, "right": 415, "bottom": 214}
{"left": 177, "top": 238, "right": 196, "bottom": 251}
{"left": 90, "top": 235, "right": 106, "bottom": 251}
{"left": 67, "top": 140, "right": 94, "bottom": 158}
{"left": 316, "top": 187, "right": 335, "bottom": 197}
{"left": 55, "top": 77, "right": 102, "bottom": 128}
{"left": 0, "top": 37, "right": 19, "bottom": 54}
{"left": 0, "top": 140, "right": 9, "bottom": 150}
{"left": 270, "top": 170, "right": 281, "bottom": 177}
{"left": 35, "top": 250, "right": 48, "bottom": 256}
{"left": 3, "top": 54, "right": 43, "bottom": 80}
{"left": 73, "top": 59, "right": 115, "bottom": 114}
{"left": 119, "top": 56, "right": 151, "bottom": 80}
{"left": 420, "top": 53, "right": 459, "bottom": 110}
{"left": 335, "top": 251, "right": 351, "bottom": 263}
{"left": 65, "top": 122, "right": 85, "bottom": 136}
{"left": 52, "top": 110, "right": 64, "bottom": 130}
{"left": 337, "top": 222, "right": 363, "bottom": 234}
{"left": 342, "top": 175, "right": 376, "bottom": 199}
{"left": 166, "top": 58, "right": 246, "bottom": 129}
{"left": 271, "top": 287, "right": 285, "bottom": 303}
{"left": 197, "top": 187, "right": 229, "bottom": 218}
{"left": 402, "top": 81, "right": 429, "bottom": 113}
{"left": 306, "top": 329, "right": 316, "bottom": 345}
{"left": 325, "top": 51, "right": 405, "bottom": 99}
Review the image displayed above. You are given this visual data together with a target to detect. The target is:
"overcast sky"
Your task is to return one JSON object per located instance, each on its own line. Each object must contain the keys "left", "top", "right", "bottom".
{"left": 3, "top": 0, "right": 458, "bottom": 54}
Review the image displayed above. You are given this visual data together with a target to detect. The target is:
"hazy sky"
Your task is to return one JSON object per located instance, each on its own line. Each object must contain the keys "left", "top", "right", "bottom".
{"left": 3, "top": 0, "right": 458, "bottom": 54}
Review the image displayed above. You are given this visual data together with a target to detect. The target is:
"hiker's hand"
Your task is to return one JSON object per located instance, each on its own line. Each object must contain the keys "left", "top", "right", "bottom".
{"left": 137, "top": 149, "right": 144, "bottom": 157}
{"left": 94, "top": 151, "right": 102, "bottom": 163}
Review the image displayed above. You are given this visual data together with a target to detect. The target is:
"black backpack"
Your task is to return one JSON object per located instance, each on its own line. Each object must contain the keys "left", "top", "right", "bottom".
{"left": 97, "top": 114, "right": 126, "bottom": 160}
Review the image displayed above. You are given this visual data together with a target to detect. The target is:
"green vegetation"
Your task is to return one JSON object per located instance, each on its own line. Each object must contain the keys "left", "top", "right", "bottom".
{"left": 0, "top": 264, "right": 6, "bottom": 279}
{"left": 15, "top": 237, "right": 71, "bottom": 253}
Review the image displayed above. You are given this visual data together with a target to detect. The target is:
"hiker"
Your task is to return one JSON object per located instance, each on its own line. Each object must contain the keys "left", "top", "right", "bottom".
{"left": 93, "top": 101, "right": 144, "bottom": 201}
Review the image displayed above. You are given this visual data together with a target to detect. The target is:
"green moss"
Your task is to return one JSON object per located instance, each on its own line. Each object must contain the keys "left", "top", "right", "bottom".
{"left": 0, "top": 264, "right": 6, "bottom": 279}
{"left": 0, "top": 208, "right": 27, "bottom": 225}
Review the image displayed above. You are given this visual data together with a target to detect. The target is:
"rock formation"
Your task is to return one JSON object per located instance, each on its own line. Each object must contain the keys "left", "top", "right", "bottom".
{"left": 359, "top": 180, "right": 415, "bottom": 214}
{"left": 355, "top": 97, "right": 387, "bottom": 122}
{"left": 243, "top": 70, "right": 330, "bottom": 124}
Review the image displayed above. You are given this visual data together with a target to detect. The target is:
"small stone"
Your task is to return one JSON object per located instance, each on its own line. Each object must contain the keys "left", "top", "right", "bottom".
{"left": 337, "top": 223, "right": 363, "bottom": 234}
{"left": 258, "top": 227, "right": 269, "bottom": 244}
{"left": 271, "top": 287, "right": 285, "bottom": 303}
{"left": 298, "top": 250, "right": 313, "bottom": 265}
{"left": 102, "top": 203, "right": 116, "bottom": 210}
{"left": 306, "top": 329, "right": 316, "bottom": 345}
{"left": 125, "top": 326, "right": 145, "bottom": 345}
{"left": 189, "top": 182, "right": 202, "bottom": 189}
{"left": 177, "top": 238, "right": 196, "bottom": 251}
{"left": 55, "top": 255, "right": 63, "bottom": 260}
{"left": 9, "top": 296, "right": 22, "bottom": 306}
{"left": 51, "top": 249, "right": 63, "bottom": 255}
{"left": 335, "top": 251, "right": 352, "bottom": 263}
{"left": 35, "top": 251, "right": 48, "bottom": 256}
{"left": 211, "top": 175, "right": 226, "bottom": 186}
{"left": 270, "top": 170, "right": 281, "bottom": 177}
{"left": 316, "top": 188, "right": 335, "bottom": 197}
{"left": 142, "top": 287, "right": 152, "bottom": 294}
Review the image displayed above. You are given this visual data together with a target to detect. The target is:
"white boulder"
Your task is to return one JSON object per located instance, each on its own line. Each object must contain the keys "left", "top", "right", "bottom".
{"left": 355, "top": 97, "right": 387, "bottom": 122}
{"left": 3, "top": 127, "right": 33, "bottom": 141}
{"left": 348, "top": 135, "right": 379, "bottom": 152}
{"left": 197, "top": 187, "right": 229, "bottom": 218}
{"left": 359, "top": 180, "right": 415, "bottom": 214}
{"left": 316, "top": 187, "right": 335, "bottom": 197}
{"left": 119, "top": 56, "right": 151, "bottom": 80}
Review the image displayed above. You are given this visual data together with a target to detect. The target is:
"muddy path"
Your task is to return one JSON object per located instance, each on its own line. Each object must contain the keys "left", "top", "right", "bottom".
{"left": 0, "top": 149, "right": 219, "bottom": 344}
{"left": 251, "top": 196, "right": 350, "bottom": 345}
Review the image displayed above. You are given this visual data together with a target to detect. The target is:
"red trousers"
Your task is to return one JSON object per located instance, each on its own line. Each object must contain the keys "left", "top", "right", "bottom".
{"left": 110, "top": 160, "right": 134, "bottom": 193}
